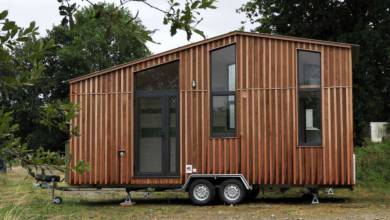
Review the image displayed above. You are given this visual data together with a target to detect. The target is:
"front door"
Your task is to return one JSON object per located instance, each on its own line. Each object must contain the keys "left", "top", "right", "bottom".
{"left": 134, "top": 61, "right": 179, "bottom": 177}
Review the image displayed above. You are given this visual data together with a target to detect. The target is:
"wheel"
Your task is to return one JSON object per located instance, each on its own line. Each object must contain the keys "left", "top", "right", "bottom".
{"left": 219, "top": 179, "right": 246, "bottom": 205}
{"left": 246, "top": 185, "right": 260, "bottom": 200}
{"left": 52, "top": 196, "right": 63, "bottom": 204}
{"left": 189, "top": 179, "right": 215, "bottom": 205}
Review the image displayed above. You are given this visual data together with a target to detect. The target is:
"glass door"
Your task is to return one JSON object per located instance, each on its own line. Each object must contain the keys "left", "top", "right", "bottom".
{"left": 134, "top": 61, "right": 179, "bottom": 177}
{"left": 135, "top": 94, "right": 179, "bottom": 176}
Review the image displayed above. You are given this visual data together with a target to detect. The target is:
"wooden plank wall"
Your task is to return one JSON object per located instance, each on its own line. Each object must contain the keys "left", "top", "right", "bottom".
{"left": 236, "top": 35, "right": 353, "bottom": 186}
{"left": 69, "top": 33, "right": 354, "bottom": 186}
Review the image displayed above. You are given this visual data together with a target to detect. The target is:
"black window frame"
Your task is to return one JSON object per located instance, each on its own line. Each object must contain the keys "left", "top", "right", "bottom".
{"left": 210, "top": 44, "right": 237, "bottom": 137}
{"left": 134, "top": 60, "right": 180, "bottom": 177}
{"left": 297, "top": 49, "right": 322, "bottom": 147}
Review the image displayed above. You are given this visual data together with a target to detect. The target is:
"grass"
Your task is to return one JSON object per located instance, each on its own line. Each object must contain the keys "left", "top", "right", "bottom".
{"left": 1, "top": 167, "right": 390, "bottom": 220}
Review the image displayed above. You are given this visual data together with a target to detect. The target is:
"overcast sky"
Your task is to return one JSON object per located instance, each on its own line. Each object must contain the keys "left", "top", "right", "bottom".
{"left": 0, "top": 0, "right": 255, "bottom": 54}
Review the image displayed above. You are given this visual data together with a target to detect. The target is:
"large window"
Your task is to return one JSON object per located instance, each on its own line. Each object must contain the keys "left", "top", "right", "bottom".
{"left": 298, "top": 50, "right": 322, "bottom": 146}
{"left": 135, "top": 61, "right": 179, "bottom": 176}
{"left": 211, "top": 45, "right": 236, "bottom": 136}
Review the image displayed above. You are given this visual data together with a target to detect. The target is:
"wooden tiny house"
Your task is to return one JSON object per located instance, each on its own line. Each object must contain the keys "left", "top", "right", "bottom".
{"left": 68, "top": 31, "right": 356, "bottom": 204}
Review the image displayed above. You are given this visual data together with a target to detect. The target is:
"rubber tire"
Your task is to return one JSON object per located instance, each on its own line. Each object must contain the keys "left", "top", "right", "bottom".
{"left": 189, "top": 179, "right": 215, "bottom": 205}
{"left": 52, "top": 196, "right": 63, "bottom": 205}
{"left": 219, "top": 179, "right": 246, "bottom": 205}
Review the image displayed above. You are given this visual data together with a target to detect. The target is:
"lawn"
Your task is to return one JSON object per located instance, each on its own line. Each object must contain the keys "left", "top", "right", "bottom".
{"left": 1, "top": 167, "right": 389, "bottom": 220}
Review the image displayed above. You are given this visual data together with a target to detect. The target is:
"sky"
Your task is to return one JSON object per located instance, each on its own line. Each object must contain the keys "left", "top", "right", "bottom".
{"left": 0, "top": 0, "right": 255, "bottom": 54}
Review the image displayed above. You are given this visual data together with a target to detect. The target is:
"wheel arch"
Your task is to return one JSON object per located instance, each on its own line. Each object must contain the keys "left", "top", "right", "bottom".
{"left": 182, "top": 174, "right": 252, "bottom": 191}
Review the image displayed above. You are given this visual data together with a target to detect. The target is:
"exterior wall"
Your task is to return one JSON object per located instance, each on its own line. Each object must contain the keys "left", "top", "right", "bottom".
{"left": 69, "top": 33, "right": 354, "bottom": 186}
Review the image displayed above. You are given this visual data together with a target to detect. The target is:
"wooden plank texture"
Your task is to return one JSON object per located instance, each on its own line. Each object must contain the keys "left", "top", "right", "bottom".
{"left": 68, "top": 33, "right": 354, "bottom": 187}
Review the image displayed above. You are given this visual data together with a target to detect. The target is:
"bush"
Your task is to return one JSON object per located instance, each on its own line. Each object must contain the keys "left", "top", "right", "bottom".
{"left": 355, "top": 139, "right": 390, "bottom": 187}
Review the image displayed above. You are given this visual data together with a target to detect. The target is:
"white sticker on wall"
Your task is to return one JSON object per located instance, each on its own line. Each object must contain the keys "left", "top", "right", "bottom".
{"left": 186, "top": 165, "right": 192, "bottom": 174}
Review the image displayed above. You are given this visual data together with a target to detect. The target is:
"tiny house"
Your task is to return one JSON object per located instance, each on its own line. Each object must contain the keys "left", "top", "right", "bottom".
{"left": 68, "top": 31, "right": 357, "bottom": 205}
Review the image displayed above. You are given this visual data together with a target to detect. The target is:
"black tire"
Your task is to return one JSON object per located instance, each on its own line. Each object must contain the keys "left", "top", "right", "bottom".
{"left": 52, "top": 196, "right": 62, "bottom": 204}
{"left": 219, "top": 179, "right": 246, "bottom": 205}
{"left": 189, "top": 179, "right": 215, "bottom": 205}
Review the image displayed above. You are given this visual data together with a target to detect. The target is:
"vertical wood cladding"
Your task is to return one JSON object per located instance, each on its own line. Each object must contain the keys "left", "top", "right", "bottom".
{"left": 69, "top": 32, "right": 354, "bottom": 186}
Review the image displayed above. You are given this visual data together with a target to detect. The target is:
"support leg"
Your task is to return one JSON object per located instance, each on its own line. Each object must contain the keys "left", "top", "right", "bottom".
{"left": 120, "top": 189, "right": 135, "bottom": 206}
{"left": 326, "top": 188, "right": 334, "bottom": 195}
{"left": 311, "top": 193, "right": 319, "bottom": 204}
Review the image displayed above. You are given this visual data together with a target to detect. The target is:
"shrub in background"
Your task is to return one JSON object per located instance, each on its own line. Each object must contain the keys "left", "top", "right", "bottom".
{"left": 355, "top": 139, "right": 390, "bottom": 187}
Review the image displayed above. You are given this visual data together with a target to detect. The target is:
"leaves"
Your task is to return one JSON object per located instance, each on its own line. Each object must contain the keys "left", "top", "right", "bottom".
{"left": 121, "top": 0, "right": 216, "bottom": 40}
{"left": 0, "top": 10, "right": 8, "bottom": 20}
{"left": 72, "top": 160, "right": 90, "bottom": 174}
{"left": 39, "top": 100, "right": 79, "bottom": 136}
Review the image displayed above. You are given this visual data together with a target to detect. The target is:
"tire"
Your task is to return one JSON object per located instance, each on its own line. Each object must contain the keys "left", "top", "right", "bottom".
{"left": 52, "top": 196, "right": 63, "bottom": 204}
{"left": 189, "top": 179, "right": 215, "bottom": 205}
{"left": 219, "top": 179, "right": 246, "bottom": 205}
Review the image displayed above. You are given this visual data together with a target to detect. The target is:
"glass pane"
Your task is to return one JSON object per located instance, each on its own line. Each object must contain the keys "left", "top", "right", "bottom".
{"left": 136, "top": 61, "right": 179, "bottom": 90}
{"left": 169, "top": 97, "right": 177, "bottom": 174}
{"left": 228, "top": 95, "right": 235, "bottom": 129}
{"left": 212, "top": 95, "right": 235, "bottom": 134}
{"left": 211, "top": 45, "right": 236, "bottom": 92}
{"left": 138, "top": 97, "right": 162, "bottom": 173}
{"left": 228, "top": 64, "right": 236, "bottom": 92}
{"left": 298, "top": 91, "right": 321, "bottom": 145}
{"left": 298, "top": 51, "right": 321, "bottom": 86}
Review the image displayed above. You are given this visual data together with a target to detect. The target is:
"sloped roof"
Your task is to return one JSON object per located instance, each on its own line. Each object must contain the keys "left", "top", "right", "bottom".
{"left": 69, "top": 31, "right": 357, "bottom": 83}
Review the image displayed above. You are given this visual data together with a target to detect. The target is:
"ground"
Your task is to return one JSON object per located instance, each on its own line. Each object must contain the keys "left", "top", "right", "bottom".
{"left": 0, "top": 167, "right": 389, "bottom": 220}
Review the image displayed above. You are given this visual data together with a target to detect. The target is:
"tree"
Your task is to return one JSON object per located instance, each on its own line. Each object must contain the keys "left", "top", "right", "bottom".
{"left": 239, "top": 0, "right": 390, "bottom": 144}
{"left": 0, "top": 10, "right": 57, "bottom": 171}
{"left": 57, "top": 0, "right": 217, "bottom": 40}
{"left": 13, "top": 3, "right": 152, "bottom": 152}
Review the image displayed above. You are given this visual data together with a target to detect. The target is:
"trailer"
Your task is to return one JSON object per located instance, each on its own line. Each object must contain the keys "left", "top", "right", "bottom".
{"left": 65, "top": 31, "right": 358, "bottom": 205}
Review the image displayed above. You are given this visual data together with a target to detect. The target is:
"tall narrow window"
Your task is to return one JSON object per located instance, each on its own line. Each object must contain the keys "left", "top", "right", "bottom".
{"left": 211, "top": 45, "right": 236, "bottom": 136}
{"left": 298, "top": 50, "right": 321, "bottom": 146}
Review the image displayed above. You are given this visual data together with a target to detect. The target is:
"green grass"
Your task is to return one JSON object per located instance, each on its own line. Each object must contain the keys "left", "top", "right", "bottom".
{"left": 1, "top": 167, "right": 390, "bottom": 220}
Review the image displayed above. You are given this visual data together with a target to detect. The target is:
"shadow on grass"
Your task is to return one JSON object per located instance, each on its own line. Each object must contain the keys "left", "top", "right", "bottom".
{"left": 250, "top": 196, "right": 348, "bottom": 205}
{"left": 77, "top": 197, "right": 192, "bottom": 206}
{"left": 75, "top": 196, "right": 349, "bottom": 207}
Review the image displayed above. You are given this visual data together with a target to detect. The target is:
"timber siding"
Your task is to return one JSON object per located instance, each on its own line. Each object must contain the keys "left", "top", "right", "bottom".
{"left": 69, "top": 31, "right": 354, "bottom": 186}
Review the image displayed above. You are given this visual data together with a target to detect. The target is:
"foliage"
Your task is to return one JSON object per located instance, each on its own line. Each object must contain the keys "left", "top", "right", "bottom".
{"left": 72, "top": 159, "right": 90, "bottom": 174}
{"left": 57, "top": 0, "right": 217, "bottom": 40}
{"left": 0, "top": 10, "right": 51, "bottom": 101}
{"left": 0, "top": 10, "right": 82, "bottom": 176}
{"left": 14, "top": 3, "right": 152, "bottom": 152}
{"left": 40, "top": 101, "right": 79, "bottom": 137}
{"left": 355, "top": 139, "right": 390, "bottom": 187}
{"left": 160, "top": 0, "right": 217, "bottom": 40}
{"left": 239, "top": 0, "right": 390, "bottom": 144}
{"left": 0, "top": 110, "right": 21, "bottom": 163}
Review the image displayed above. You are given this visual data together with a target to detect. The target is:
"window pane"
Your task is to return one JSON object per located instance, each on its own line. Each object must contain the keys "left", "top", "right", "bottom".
{"left": 136, "top": 61, "right": 179, "bottom": 90}
{"left": 298, "top": 51, "right": 321, "bottom": 86}
{"left": 298, "top": 91, "right": 321, "bottom": 145}
{"left": 138, "top": 97, "right": 162, "bottom": 173}
{"left": 228, "top": 95, "right": 235, "bottom": 129}
{"left": 228, "top": 64, "right": 236, "bottom": 92}
{"left": 212, "top": 95, "right": 235, "bottom": 134}
{"left": 211, "top": 45, "right": 236, "bottom": 91}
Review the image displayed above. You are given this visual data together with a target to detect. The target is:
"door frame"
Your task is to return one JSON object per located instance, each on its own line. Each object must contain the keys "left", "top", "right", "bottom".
{"left": 134, "top": 90, "right": 180, "bottom": 177}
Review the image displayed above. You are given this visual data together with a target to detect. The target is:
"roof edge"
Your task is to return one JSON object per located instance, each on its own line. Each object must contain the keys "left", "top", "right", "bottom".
{"left": 69, "top": 31, "right": 357, "bottom": 84}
